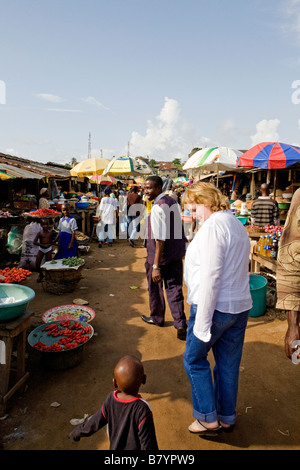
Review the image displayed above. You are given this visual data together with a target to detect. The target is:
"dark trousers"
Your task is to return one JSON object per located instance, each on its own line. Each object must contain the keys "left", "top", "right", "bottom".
{"left": 145, "top": 259, "right": 186, "bottom": 329}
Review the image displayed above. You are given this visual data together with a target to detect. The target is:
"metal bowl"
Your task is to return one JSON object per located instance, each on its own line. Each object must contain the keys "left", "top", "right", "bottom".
{"left": 28, "top": 320, "right": 94, "bottom": 370}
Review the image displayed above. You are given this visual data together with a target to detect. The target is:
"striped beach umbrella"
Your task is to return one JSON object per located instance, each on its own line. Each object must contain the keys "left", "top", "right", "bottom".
{"left": 237, "top": 142, "right": 300, "bottom": 169}
{"left": 189, "top": 147, "right": 243, "bottom": 171}
{"left": 103, "top": 156, "right": 154, "bottom": 176}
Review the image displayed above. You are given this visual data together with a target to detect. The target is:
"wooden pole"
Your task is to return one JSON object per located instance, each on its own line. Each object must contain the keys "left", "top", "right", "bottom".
{"left": 273, "top": 169, "right": 277, "bottom": 199}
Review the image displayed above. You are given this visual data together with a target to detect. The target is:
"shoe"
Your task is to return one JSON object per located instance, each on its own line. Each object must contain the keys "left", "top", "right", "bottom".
{"left": 98, "top": 242, "right": 102, "bottom": 248}
{"left": 128, "top": 239, "right": 135, "bottom": 247}
{"left": 141, "top": 315, "right": 164, "bottom": 327}
{"left": 188, "top": 420, "right": 222, "bottom": 436}
{"left": 141, "top": 315, "right": 155, "bottom": 325}
{"left": 177, "top": 327, "right": 187, "bottom": 341}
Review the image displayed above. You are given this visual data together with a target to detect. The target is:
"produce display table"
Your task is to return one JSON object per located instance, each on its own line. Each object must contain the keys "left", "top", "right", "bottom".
{"left": 250, "top": 253, "right": 277, "bottom": 274}
{"left": 0, "top": 310, "right": 33, "bottom": 415}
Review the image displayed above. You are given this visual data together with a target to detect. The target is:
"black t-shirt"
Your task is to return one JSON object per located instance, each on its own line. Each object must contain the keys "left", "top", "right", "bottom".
{"left": 70, "top": 390, "right": 158, "bottom": 450}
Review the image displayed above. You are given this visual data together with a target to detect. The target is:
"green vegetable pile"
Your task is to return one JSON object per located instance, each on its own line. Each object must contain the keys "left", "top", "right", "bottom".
{"left": 62, "top": 257, "right": 84, "bottom": 267}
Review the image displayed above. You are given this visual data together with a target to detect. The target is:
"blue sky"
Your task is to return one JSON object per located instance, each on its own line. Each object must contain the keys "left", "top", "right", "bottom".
{"left": 1, "top": 0, "right": 300, "bottom": 165}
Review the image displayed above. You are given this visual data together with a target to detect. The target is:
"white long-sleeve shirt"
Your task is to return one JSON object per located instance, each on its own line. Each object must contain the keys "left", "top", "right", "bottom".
{"left": 184, "top": 210, "right": 252, "bottom": 342}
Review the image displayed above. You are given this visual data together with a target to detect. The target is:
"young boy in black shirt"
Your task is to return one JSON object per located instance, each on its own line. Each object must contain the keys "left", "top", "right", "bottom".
{"left": 69, "top": 355, "right": 158, "bottom": 450}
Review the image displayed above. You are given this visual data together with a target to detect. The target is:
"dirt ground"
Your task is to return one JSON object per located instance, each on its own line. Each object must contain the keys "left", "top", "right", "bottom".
{"left": 1, "top": 237, "right": 300, "bottom": 452}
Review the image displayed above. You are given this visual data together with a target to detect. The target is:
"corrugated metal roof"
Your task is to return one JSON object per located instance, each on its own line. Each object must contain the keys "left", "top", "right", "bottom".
{"left": 0, "top": 153, "right": 71, "bottom": 179}
{"left": 0, "top": 162, "right": 45, "bottom": 179}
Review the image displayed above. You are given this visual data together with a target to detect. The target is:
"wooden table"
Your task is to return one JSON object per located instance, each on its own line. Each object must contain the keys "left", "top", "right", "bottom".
{"left": 250, "top": 253, "right": 277, "bottom": 274}
{"left": 75, "top": 208, "right": 96, "bottom": 235}
{"left": 0, "top": 310, "right": 33, "bottom": 415}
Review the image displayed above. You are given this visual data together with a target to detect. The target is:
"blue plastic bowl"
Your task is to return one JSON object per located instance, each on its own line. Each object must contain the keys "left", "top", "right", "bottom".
{"left": 0, "top": 284, "right": 36, "bottom": 321}
{"left": 236, "top": 216, "right": 248, "bottom": 225}
{"left": 75, "top": 202, "right": 89, "bottom": 209}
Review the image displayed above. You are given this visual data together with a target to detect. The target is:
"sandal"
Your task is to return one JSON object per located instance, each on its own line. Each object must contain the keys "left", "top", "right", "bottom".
{"left": 219, "top": 421, "right": 235, "bottom": 433}
{"left": 188, "top": 420, "right": 222, "bottom": 436}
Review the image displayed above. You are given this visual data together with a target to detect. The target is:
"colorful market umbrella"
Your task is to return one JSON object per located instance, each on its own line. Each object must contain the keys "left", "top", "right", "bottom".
{"left": 89, "top": 174, "right": 117, "bottom": 185}
{"left": 184, "top": 147, "right": 243, "bottom": 171}
{"left": 134, "top": 177, "right": 145, "bottom": 185}
{"left": 70, "top": 158, "right": 110, "bottom": 177}
{"left": 172, "top": 177, "right": 190, "bottom": 186}
{"left": 237, "top": 142, "right": 300, "bottom": 169}
{"left": 103, "top": 156, "right": 154, "bottom": 176}
{"left": 0, "top": 170, "right": 16, "bottom": 180}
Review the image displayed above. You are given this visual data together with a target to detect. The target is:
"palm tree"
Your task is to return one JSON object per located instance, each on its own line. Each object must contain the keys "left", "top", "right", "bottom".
{"left": 149, "top": 159, "right": 157, "bottom": 169}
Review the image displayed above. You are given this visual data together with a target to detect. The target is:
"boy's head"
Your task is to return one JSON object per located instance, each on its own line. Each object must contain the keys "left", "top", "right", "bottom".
{"left": 41, "top": 218, "right": 50, "bottom": 230}
{"left": 113, "top": 355, "right": 146, "bottom": 395}
{"left": 62, "top": 203, "right": 71, "bottom": 216}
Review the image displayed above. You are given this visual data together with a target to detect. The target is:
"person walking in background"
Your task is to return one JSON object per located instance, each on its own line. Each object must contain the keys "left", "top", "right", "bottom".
{"left": 127, "top": 186, "right": 142, "bottom": 247}
{"left": 96, "top": 187, "right": 119, "bottom": 247}
{"left": 118, "top": 189, "right": 127, "bottom": 234}
{"left": 250, "top": 183, "right": 280, "bottom": 227}
{"left": 182, "top": 182, "right": 252, "bottom": 436}
{"left": 276, "top": 188, "right": 300, "bottom": 360}
{"left": 141, "top": 176, "right": 187, "bottom": 340}
{"left": 69, "top": 355, "right": 158, "bottom": 450}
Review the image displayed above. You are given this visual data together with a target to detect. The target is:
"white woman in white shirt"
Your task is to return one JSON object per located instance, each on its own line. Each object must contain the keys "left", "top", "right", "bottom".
{"left": 182, "top": 182, "right": 252, "bottom": 437}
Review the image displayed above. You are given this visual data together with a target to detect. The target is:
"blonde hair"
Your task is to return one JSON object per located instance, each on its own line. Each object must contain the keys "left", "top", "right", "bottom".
{"left": 181, "top": 182, "right": 230, "bottom": 213}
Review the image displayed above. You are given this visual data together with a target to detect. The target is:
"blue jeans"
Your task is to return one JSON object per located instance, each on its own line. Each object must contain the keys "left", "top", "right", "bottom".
{"left": 183, "top": 305, "right": 249, "bottom": 425}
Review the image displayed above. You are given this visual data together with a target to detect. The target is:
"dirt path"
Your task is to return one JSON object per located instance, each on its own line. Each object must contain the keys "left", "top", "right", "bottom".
{"left": 1, "top": 238, "right": 300, "bottom": 451}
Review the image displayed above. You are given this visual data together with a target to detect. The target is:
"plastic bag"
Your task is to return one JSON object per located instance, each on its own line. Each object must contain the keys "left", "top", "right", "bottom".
{"left": 19, "top": 222, "right": 41, "bottom": 270}
{"left": 7, "top": 225, "right": 23, "bottom": 255}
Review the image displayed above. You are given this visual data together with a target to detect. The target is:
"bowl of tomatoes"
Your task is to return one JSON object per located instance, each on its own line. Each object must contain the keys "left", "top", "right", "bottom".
{"left": 27, "top": 320, "right": 94, "bottom": 370}
{"left": 0, "top": 284, "right": 36, "bottom": 321}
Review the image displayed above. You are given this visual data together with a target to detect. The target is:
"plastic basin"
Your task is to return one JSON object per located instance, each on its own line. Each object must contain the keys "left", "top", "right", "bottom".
{"left": 278, "top": 203, "right": 290, "bottom": 210}
{"left": 75, "top": 202, "right": 89, "bottom": 209}
{"left": 0, "top": 284, "right": 36, "bottom": 322}
{"left": 236, "top": 216, "right": 248, "bottom": 225}
{"left": 249, "top": 274, "right": 267, "bottom": 317}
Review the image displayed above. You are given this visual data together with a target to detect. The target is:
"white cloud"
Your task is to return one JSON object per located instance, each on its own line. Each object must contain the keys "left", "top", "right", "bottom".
{"left": 277, "top": 0, "right": 300, "bottom": 45}
{"left": 35, "top": 93, "right": 64, "bottom": 103}
{"left": 251, "top": 119, "right": 280, "bottom": 145}
{"left": 4, "top": 148, "right": 20, "bottom": 157}
{"left": 46, "top": 108, "right": 82, "bottom": 113}
{"left": 82, "top": 96, "right": 112, "bottom": 112}
{"left": 129, "top": 97, "right": 212, "bottom": 160}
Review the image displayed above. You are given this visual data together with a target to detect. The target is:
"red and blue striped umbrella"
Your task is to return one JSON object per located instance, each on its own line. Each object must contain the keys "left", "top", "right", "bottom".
{"left": 237, "top": 142, "right": 300, "bottom": 169}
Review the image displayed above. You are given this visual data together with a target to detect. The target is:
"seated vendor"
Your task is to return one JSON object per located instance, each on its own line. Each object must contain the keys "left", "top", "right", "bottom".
{"left": 251, "top": 183, "right": 280, "bottom": 227}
